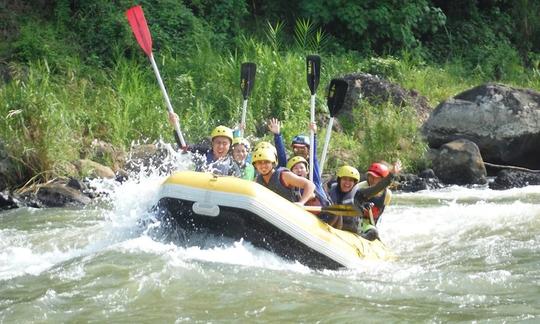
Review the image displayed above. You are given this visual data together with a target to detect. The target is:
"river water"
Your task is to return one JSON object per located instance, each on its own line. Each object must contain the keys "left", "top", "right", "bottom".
{"left": 1, "top": 168, "right": 539, "bottom": 323}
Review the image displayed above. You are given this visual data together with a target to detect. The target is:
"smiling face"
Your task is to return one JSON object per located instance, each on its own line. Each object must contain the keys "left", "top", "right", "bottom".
{"left": 292, "top": 145, "right": 309, "bottom": 159}
{"left": 367, "top": 174, "right": 382, "bottom": 186}
{"left": 339, "top": 176, "right": 357, "bottom": 193}
{"left": 232, "top": 144, "right": 248, "bottom": 163}
{"left": 254, "top": 160, "right": 273, "bottom": 176}
{"left": 212, "top": 136, "right": 231, "bottom": 159}
{"left": 291, "top": 162, "right": 308, "bottom": 178}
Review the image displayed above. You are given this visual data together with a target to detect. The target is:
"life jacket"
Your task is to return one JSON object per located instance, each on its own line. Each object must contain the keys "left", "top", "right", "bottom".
{"left": 256, "top": 167, "right": 297, "bottom": 202}
{"left": 328, "top": 182, "right": 360, "bottom": 232}
{"left": 193, "top": 150, "right": 240, "bottom": 177}
{"left": 357, "top": 181, "right": 391, "bottom": 225}
{"left": 235, "top": 160, "right": 255, "bottom": 180}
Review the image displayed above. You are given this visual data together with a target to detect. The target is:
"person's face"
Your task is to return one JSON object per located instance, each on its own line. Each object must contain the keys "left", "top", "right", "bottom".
{"left": 254, "top": 160, "right": 273, "bottom": 176}
{"left": 291, "top": 162, "right": 308, "bottom": 178}
{"left": 212, "top": 136, "right": 231, "bottom": 159}
{"left": 368, "top": 174, "right": 382, "bottom": 186}
{"left": 232, "top": 144, "right": 248, "bottom": 163}
{"left": 292, "top": 145, "right": 309, "bottom": 159}
{"left": 339, "top": 177, "right": 357, "bottom": 192}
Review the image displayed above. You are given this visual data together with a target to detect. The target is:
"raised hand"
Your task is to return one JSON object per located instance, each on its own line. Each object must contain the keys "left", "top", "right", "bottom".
{"left": 168, "top": 111, "right": 179, "bottom": 127}
{"left": 267, "top": 118, "right": 281, "bottom": 135}
{"left": 391, "top": 160, "right": 402, "bottom": 175}
{"left": 309, "top": 121, "right": 317, "bottom": 133}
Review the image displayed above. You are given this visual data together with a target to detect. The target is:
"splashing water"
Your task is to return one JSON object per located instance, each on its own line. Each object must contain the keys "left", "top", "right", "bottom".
{"left": 1, "top": 149, "right": 539, "bottom": 322}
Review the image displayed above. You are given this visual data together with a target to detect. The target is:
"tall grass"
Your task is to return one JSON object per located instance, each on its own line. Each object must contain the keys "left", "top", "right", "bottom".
{"left": 2, "top": 23, "right": 539, "bottom": 185}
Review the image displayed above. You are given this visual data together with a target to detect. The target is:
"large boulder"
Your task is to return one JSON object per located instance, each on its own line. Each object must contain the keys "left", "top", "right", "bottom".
{"left": 431, "top": 139, "right": 487, "bottom": 185}
{"left": 340, "top": 73, "right": 432, "bottom": 122}
{"left": 423, "top": 83, "right": 540, "bottom": 169}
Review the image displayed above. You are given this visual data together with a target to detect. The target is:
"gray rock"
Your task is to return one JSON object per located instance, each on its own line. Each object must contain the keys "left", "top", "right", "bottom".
{"left": 432, "top": 139, "right": 487, "bottom": 185}
{"left": 489, "top": 169, "right": 540, "bottom": 190}
{"left": 423, "top": 83, "right": 540, "bottom": 169}
{"left": 36, "top": 183, "right": 91, "bottom": 207}
{"left": 0, "top": 190, "right": 20, "bottom": 210}
{"left": 73, "top": 159, "right": 115, "bottom": 179}
{"left": 395, "top": 171, "right": 443, "bottom": 192}
{"left": 340, "top": 73, "right": 432, "bottom": 122}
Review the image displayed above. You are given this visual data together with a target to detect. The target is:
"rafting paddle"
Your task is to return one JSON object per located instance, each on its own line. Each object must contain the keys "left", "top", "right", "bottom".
{"left": 306, "top": 55, "right": 321, "bottom": 182}
{"left": 319, "top": 78, "right": 349, "bottom": 175}
{"left": 304, "top": 204, "right": 361, "bottom": 217}
{"left": 126, "top": 5, "right": 186, "bottom": 149}
{"left": 239, "top": 62, "right": 257, "bottom": 137}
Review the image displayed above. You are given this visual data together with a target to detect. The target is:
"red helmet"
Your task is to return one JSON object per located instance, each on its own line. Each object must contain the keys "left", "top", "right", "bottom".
{"left": 367, "top": 162, "right": 389, "bottom": 178}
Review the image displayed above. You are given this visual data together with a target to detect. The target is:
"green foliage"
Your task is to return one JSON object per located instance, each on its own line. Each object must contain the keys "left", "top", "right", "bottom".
{"left": 299, "top": 0, "right": 445, "bottom": 54}
{"left": 2, "top": 0, "right": 540, "bottom": 186}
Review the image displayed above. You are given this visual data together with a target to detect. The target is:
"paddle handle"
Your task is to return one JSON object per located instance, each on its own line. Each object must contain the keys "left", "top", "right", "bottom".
{"left": 309, "top": 95, "right": 316, "bottom": 182}
{"left": 240, "top": 99, "right": 248, "bottom": 137}
{"left": 149, "top": 54, "right": 186, "bottom": 148}
{"left": 319, "top": 117, "right": 333, "bottom": 176}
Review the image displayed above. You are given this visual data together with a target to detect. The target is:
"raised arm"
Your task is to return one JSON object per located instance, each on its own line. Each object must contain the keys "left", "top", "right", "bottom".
{"left": 268, "top": 118, "right": 288, "bottom": 167}
{"left": 281, "top": 171, "right": 316, "bottom": 206}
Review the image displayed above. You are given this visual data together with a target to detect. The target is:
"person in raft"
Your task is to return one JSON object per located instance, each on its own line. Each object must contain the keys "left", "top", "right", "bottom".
{"left": 168, "top": 112, "right": 240, "bottom": 176}
{"left": 286, "top": 156, "right": 337, "bottom": 223}
{"left": 326, "top": 165, "right": 362, "bottom": 230}
{"left": 354, "top": 161, "right": 401, "bottom": 241}
{"left": 231, "top": 137, "right": 255, "bottom": 180}
{"left": 267, "top": 118, "right": 326, "bottom": 199}
{"left": 252, "top": 147, "right": 315, "bottom": 205}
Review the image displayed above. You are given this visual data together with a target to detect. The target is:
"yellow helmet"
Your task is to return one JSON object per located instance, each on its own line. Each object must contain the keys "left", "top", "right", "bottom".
{"left": 232, "top": 137, "right": 250, "bottom": 150}
{"left": 337, "top": 165, "right": 360, "bottom": 182}
{"left": 254, "top": 141, "right": 277, "bottom": 156}
{"left": 286, "top": 156, "right": 308, "bottom": 170}
{"left": 211, "top": 125, "right": 233, "bottom": 142}
{"left": 251, "top": 148, "right": 277, "bottom": 165}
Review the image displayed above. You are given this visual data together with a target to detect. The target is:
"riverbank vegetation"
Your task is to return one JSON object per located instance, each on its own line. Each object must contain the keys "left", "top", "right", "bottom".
{"left": 1, "top": 0, "right": 539, "bottom": 186}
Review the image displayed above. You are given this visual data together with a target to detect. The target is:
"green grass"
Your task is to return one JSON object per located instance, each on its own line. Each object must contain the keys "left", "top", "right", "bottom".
{"left": 1, "top": 29, "right": 539, "bottom": 186}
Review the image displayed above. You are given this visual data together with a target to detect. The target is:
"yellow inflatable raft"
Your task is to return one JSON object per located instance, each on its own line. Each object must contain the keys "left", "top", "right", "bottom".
{"left": 156, "top": 171, "right": 394, "bottom": 269}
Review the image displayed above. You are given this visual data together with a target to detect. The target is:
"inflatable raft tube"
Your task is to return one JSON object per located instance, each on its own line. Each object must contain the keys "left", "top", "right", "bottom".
{"left": 155, "top": 171, "right": 395, "bottom": 270}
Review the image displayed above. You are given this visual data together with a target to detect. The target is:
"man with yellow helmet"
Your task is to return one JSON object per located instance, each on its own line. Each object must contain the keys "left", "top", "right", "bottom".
{"left": 252, "top": 147, "right": 315, "bottom": 205}
{"left": 170, "top": 112, "right": 240, "bottom": 176}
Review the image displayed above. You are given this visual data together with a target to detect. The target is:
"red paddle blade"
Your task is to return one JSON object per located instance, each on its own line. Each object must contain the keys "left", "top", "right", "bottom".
{"left": 126, "top": 5, "right": 153, "bottom": 56}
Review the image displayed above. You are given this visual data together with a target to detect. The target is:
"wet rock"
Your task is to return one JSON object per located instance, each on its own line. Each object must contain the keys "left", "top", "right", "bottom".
{"left": 489, "top": 170, "right": 540, "bottom": 190}
{"left": 73, "top": 159, "right": 115, "bottom": 179}
{"left": 423, "top": 83, "right": 540, "bottom": 169}
{"left": 432, "top": 139, "right": 487, "bottom": 185}
{"left": 36, "top": 183, "right": 91, "bottom": 207}
{"left": 0, "top": 190, "right": 20, "bottom": 210}
{"left": 115, "top": 169, "right": 129, "bottom": 183}
{"left": 395, "top": 170, "right": 443, "bottom": 192}
{"left": 340, "top": 73, "right": 432, "bottom": 122}
{"left": 0, "top": 139, "right": 17, "bottom": 191}
{"left": 89, "top": 139, "right": 127, "bottom": 172}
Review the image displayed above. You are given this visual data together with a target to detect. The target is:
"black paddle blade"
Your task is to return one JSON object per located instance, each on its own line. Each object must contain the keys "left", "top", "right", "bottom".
{"left": 240, "top": 62, "right": 257, "bottom": 100}
{"left": 326, "top": 78, "right": 349, "bottom": 117}
{"left": 306, "top": 55, "right": 321, "bottom": 95}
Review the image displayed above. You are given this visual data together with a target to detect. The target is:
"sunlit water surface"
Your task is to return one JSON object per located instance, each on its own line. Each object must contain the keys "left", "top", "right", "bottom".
{"left": 1, "top": 156, "right": 539, "bottom": 322}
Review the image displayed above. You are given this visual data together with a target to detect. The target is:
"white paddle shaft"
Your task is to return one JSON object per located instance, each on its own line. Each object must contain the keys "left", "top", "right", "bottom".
{"left": 149, "top": 54, "right": 186, "bottom": 148}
